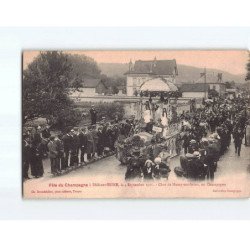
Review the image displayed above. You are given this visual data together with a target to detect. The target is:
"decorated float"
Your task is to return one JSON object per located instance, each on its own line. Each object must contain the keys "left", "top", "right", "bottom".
{"left": 116, "top": 77, "right": 184, "bottom": 164}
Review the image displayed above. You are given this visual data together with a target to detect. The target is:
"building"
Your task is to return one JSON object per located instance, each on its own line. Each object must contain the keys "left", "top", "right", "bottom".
{"left": 125, "top": 57, "right": 178, "bottom": 96}
{"left": 196, "top": 72, "right": 226, "bottom": 95}
{"left": 180, "top": 83, "right": 209, "bottom": 98}
{"left": 70, "top": 78, "right": 126, "bottom": 97}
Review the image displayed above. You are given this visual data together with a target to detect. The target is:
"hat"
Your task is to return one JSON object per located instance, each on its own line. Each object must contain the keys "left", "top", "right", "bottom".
{"left": 145, "top": 159, "right": 153, "bottom": 166}
{"left": 201, "top": 138, "right": 208, "bottom": 142}
{"left": 186, "top": 153, "right": 194, "bottom": 159}
{"left": 193, "top": 151, "right": 201, "bottom": 158}
{"left": 154, "top": 157, "right": 162, "bottom": 164}
{"left": 190, "top": 139, "right": 196, "bottom": 144}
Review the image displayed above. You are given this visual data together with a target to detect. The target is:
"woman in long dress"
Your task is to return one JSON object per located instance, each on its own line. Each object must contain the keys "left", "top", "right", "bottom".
{"left": 161, "top": 108, "right": 168, "bottom": 127}
{"left": 30, "top": 142, "right": 44, "bottom": 178}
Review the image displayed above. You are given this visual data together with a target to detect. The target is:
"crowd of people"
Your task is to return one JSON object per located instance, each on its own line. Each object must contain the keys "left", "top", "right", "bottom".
{"left": 22, "top": 112, "right": 139, "bottom": 180}
{"left": 123, "top": 96, "right": 249, "bottom": 181}
{"left": 23, "top": 96, "right": 249, "bottom": 182}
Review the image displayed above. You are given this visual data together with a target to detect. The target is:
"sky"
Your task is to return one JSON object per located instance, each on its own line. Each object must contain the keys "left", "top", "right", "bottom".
{"left": 23, "top": 50, "right": 249, "bottom": 75}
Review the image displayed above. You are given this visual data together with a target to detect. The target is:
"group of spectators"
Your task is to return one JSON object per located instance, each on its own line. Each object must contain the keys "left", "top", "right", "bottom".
{"left": 22, "top": 114, "right": 138, "bottom": 180}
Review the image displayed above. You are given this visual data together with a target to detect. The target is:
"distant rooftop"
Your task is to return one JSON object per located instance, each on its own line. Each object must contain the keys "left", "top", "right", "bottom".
{"left": 180, "top": 83, "right": 209, "bottom": 92}
{"left": 126, "top": 58, "right": 178, "bottom": 76}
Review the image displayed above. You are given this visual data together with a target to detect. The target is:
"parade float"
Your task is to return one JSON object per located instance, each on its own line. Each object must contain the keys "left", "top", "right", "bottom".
{"left": 116, "top": 77, "right": 184, "bottom": 164}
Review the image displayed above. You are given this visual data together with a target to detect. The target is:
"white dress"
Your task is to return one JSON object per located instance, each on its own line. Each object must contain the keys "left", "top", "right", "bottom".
{"left": 144, "top": 109, "right": 152, "bottom": 124}
{"left": 161, "top": 113, "right": 169, "bottom": 127}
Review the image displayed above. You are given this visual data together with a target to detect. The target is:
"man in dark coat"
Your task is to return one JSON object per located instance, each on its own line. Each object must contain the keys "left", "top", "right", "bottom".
{"left": 55, "top": 134, "right": 64, "bottom": 172}
{"left": 233, "top": 127, "right": 244, "bottom": 156}
{"left": 78, "top": 127, "right": 87, "bottom": 163}
{"left": 70, "top": 130, "right": 80, "bottom": 167}
{"left": 90, "top": 105, "right": 97, "bottom": 125}
{"left": 62, "top": 131, "right": 72, "bottom": 169}
{"left": 22, "top": 134, "right": 31, "bottom": 180}
{"left": 125, "top": 148, "right": 144, "bottom": 180}
{"left": 96, "top": 126, "right": 105, "bottom": 157}
{"left": 42, "top": 125, "right": 51, "bottom": 139}
{"left": 205, "top": 139, "right": 219, "bottom": 181}
{"left": 86, "top": 126, "right": 95, "bottom": 160}
{"left": 47, "top": 136, "right": 58, "bottom": 175}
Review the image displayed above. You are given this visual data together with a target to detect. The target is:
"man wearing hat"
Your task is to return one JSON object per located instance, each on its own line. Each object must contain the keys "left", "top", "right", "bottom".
{"left": 125, "top": 147, "right": 144, "bottom": 180}
{"left": 22, "top": 134, "right": 31, "bottom": 180}
{"left": 90, "top": 105, "right": 97, "bottom": 125}
{"left": 205, "top": 139, "right": 219, "bottom": 180}
{"left": 153, "top": 157, "right": 171, "bottom": 180}
{"left": 189, "top": 151, "right": 205, "bottom": 180}
{"left": 233, "top": 127, "right": 244, "bottom": 156}
{"left": 70, "top": 129, "right": 80, "bottom": 167}
{"left": 47, "top": 136, "right": 59, "bottom": 175}
{"left": 62, "top": 129, "right": 72, "bottom": 169}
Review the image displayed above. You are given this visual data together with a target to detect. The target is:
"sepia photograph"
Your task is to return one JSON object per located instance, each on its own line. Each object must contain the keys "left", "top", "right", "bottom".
{"left": 22, "top": 50, "right": 250, "bottom": 198}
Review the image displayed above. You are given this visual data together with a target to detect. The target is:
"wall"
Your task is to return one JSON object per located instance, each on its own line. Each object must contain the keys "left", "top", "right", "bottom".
{"left": 70, "top": 88, "right": 97, "bottom": 97}
{"left": 182, "top": 92, "right": 206, "bottom": 98}
{"left": 126, "top": 74, "right": 153, "bottom": 96}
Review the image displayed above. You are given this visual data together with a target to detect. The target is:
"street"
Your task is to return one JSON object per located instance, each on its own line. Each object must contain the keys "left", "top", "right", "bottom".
{"left": 24, "top": 139, "right": 250, "bottom": 185}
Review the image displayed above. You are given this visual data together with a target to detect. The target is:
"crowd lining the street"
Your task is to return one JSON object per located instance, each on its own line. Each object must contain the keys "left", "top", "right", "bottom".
{"left": 23, "top": 96, "right": 249, "bottom": 182}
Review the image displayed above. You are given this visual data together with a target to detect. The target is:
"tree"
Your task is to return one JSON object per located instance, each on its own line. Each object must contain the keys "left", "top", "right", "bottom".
{"left": 246, "top": 51, "right": 250, "bottom": 81}
{"left": 67, "top": 54, "right": 101, "bottom": 81}
{"left": 23, "top": 51, "right": 81, "bottom": 129}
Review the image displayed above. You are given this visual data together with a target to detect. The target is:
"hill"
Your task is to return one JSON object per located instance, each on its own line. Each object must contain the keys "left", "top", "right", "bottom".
{"left": 98, "top": 62, "right": 245, "bottom": 83}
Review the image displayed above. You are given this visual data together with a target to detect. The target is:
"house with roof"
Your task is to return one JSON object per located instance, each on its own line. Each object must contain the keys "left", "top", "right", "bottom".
{"left": 69, "top": 78, "right": 104, "bottom": 96}
{"left": 180, "top": 83, "right": 209, "bottom": 98}
{"left": 70, "top": 78, "right": 126, "bottom": 97}
{"left": 125, "top": 57, "right": 178, "bottom": 96}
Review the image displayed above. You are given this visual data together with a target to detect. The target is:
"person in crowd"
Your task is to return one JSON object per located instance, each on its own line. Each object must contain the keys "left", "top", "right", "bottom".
{"left": 96, "top": 126, "right": 105, "bottom": 157}
{"left": 86, "top": 126, "right": 95, "bottom": 161}
{"left": 233, "top": 127, "right": 244, "bottom": 156}
{"left": 91, "top": 125, "right": 98, "bottom": 158}
{"left": 70, "top": 129, "right": 80, "bottom": 167}
{"left": 30, "top": 139, "right": 44, "bottom": 178}
{"left": 47, "top": 136, "right": 59, "bottom": 175}
{"left": 125, "top": 147, "right": 144, "bottom": 181}
{"left": 42, "top": 125, "right": 51, "bottom": 139}
{"left": 90, "top": 105, "right": 97, "bottom": 125}
{"left": 205, "top": 139, "right": 219, "bottom": 181}
{"left": 154, "top": 157, "right": 171, "bottom": 180}
{"left": 22, "top": 134, "right": 31, "bottom": 180}
{"left": 78, "top": 127, "right": 87, "bottom": 163}
{"left": 145, "top": 118, "right": 154, "bottom": 133}
{"left": 142, "top": 159, "right": 154, "bottom": 180}
{"left": 62, "top": 129, "right": 72, "bottom": 169}
{"left": 55, "top": 134, "right": 64, "bottom": 172}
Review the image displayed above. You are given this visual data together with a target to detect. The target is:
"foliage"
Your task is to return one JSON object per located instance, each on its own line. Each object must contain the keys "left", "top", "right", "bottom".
{"left": 96, "top": 102, "right": 125, "bottom": 121}
{"left": 53, "top": 107, "right": 82, "bottom": 131}
{"left": 100, "top": 75, "right": 126, "bottom": 95}
{"left": 77, "top": 102, "right": 125, "bottom": 122}
{"left": 67, "top": 54, "right": 101, "bottom": 82}
{"left": 23, "top": 51, "right": 80, "bottom": 129}
{"left": 246, "top": 52, "right": 250, "bottom": 81}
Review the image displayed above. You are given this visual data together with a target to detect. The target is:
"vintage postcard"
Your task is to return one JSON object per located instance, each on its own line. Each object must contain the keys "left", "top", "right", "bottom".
{"left": 22, "top": 50, "right": 250, "bottom": 198}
